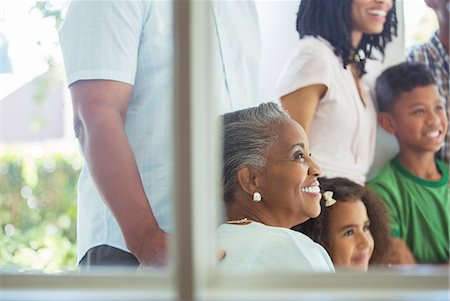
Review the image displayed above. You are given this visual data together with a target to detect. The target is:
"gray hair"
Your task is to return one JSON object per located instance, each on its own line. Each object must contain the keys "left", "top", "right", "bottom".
{"left": 222, "top": 102, "right": 291, "bottom": 204}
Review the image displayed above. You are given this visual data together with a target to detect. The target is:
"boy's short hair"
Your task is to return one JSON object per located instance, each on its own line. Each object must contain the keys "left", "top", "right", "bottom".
{"left": 376, "top": 62, "right": 437, "bottom": 113}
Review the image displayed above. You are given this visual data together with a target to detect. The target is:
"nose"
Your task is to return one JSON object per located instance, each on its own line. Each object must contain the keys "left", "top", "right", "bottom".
{"left": 374, "top": 0, "right": 392, "bottom": 9}
{"left": 356, "top": 232, "right": 372, "bottom": 250}
{"left": 425, "top": 110, "right": 442, "bottom": 126}
{"left": 307, "top": 157, "right": 321, "bottom": 177}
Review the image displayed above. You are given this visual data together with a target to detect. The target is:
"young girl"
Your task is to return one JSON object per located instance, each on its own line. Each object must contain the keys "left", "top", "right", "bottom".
{"left": 276, "top": 0, "right": 398, "bottom": 184}
{"left": 294, "top": 177, "right": 391, "bottom": 271}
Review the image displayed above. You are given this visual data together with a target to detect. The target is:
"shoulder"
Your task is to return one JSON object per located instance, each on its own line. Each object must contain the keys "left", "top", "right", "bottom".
{"left": 62, "top": 1, "right": 152, "bottom": 25}
{"left": 218, "top": 222, "right": 288, "bottom": 243}
{"left": 276, "top": 36, "right": 339, "bottom": 97}
{"left": 60, "top": 1, "right": 155, "bottom": 49}
{"left": 218, "top": 224, "right": 303, "bottom": 269}
{"left": 406, "top": 35, "right": 439, "bottom": 63}
{"left": 368, "top": 159, "right": 397, "bottom": 183}
{"left": 436, "top": 159, "right": 449, "bottom": 174}
{"left": 406, "top": 44, "right": 427, "bottom": 62}
{"left": 258, "top": 227, "right": 314, "bottom": 264}
{"left": 277, "top": 228, "right": 328, "bottom": 258}
{"left": 436, "top": 159, "right": 449, "bottom": 184}
{"left": 225, "top": 223, "right": 301, "bottom": 252}
{"left": 286, "top": 229, "right": 335, "bottom": 271}
{"left": 296, "top": 36, "right": 337, "bottom": 59}
{"left": 368, "top": 159, "right": 400, "bottom": 197}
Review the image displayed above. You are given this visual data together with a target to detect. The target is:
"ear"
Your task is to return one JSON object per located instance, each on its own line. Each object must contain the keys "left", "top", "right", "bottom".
{"left": 236, "top": 166, "right": 258, "bottom": 196}
{"left": 378, "top": 112, "right": 397, "bottom": 134}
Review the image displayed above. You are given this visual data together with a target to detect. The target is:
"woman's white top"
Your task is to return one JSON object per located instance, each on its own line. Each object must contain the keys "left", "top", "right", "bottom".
{"left": 275, "top": 36, "right": 377, "bottom": 184}
{"left": 218, "top": 221, "right": 335, "bottom": 273}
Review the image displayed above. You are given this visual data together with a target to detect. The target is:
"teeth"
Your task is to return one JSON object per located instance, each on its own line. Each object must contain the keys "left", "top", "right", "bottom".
{"left": 426, "top": 131, "right": 440, "bottom": 138}
{"left": 367, "top": 9, "right": 386, "bottom": 17}
{"left": 302, "top": 186, "right": 320, "bottom": 193}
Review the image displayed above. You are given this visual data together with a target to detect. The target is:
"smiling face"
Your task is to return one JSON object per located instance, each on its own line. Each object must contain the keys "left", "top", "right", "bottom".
{"left": 256, "top": 120, "right": 322, "bottom": 227}
{"left": 327, "top": 199, "right": 374, "bottom": 271}
{"left": 386, "top": 85, "right": 448, "bottom": 155}
{"left": 351, "top": 0, "right": 393, "bottom": 45}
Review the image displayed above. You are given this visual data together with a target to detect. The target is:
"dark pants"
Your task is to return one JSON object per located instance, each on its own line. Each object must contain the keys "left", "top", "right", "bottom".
{"left": 79, "top": 245, "right": 139, "bottom": 271}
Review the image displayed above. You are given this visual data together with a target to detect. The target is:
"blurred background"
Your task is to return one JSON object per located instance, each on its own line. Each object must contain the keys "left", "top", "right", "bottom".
{"left": 0, "top": 0, "right": 79, "bottom": 273}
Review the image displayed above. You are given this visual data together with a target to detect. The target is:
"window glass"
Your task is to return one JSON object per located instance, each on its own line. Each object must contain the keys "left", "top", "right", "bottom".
{"left": 1, "top": 2, "right": 448, "bottom": 300}
{"left": 0, "top": 0, "right": 79, "bottom": 273}
{"left": 403, "top": 0, "right": 439, "bottom": 49}
{"left": 0, "top": 0, "right": 176, "bottom": 276}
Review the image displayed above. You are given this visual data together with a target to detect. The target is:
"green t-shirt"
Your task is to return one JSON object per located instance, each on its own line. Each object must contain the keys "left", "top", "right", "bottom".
{"left": 368, "top": 156, "right": 449, "bottom": 264}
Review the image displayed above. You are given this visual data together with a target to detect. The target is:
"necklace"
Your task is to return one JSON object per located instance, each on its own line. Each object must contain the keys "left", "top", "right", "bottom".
{"left": 226, "top": 217, "right": 252, "bottom": 225}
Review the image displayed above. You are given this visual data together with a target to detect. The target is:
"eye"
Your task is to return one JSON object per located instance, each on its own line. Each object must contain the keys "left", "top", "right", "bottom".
{"left": 363, "top": 224, "right": 371, "bottom": 232}
{"left": 343, "top": 229, "right": 354, "bottom": 237}
{"left": 293, "top": 152, "right": 305, "bottom": 163}
{"left": 412, "top": 108, "right": 425, "bottom": 115}
{"left": 435, "top": 104, "right": 444, "bottom": 113}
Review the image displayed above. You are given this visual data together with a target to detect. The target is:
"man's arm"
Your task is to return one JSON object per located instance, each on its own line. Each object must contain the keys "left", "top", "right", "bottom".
{"left": 70, "top": 79, "right": 167, "bottom": 267}
{"left": 388, "top": 237, "right": 416, "bottom": 265}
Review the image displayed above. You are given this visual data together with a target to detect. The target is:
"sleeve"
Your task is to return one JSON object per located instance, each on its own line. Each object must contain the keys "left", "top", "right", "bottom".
{"left": 275, "top": 38, "right": 334, "bottom": 98}
{"left": 406, "top": 44, "right": 426, "bottom": 64}
{"left": 59, "top": 1, "right": 150, "bottom": 87}
{"left": 406, "top": 47, "right": 416, "bottom": 62}
{"left": 316, "top": 243, "right": 335, "bottom": 272}
{"left": 367, "top": 179, "right": 401, "bottom": 237}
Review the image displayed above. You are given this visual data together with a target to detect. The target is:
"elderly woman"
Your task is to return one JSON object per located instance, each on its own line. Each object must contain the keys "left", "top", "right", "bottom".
{"left": 219, "top": 102, "right": 334, "bottom": 273}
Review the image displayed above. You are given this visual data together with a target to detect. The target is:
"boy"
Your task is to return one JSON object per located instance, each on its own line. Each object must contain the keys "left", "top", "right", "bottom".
{"left": 407, "top": 0, "right": 449, "bottom": 163}
{"left": 368, "top": 62, "right": 449, "bottom": 265}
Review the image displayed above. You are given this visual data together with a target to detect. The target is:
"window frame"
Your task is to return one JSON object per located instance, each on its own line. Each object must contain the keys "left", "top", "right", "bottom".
{"left": 1, "top": 1, "right": 448, "bottom": 300}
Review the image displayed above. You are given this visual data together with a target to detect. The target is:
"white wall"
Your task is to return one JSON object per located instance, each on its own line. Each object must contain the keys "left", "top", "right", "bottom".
{"left": 256, "top": 0, "right": 300, "bottom": 102}
{"left": 257, "top": 0, "right": 405, "bottom": 178}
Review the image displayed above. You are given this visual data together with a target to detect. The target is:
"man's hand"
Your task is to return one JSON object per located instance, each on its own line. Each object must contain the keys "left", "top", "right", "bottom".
{"left": 388, "top": 237, "right": 416, "bottom": 265}
{"left": 218, "top": 249, "right": 226, "bottom": 261}
{"left": 133, "top": 227, "right": 169, "bottom": 267}
{"left": 135, "top": 232, "right": 226, "bottom": 267}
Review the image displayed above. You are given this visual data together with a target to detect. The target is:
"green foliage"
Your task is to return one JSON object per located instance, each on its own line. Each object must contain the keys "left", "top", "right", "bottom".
{"left": 0, "top": 150, "right": 81, "bottom": 273}
{"left": 31, "top": 1, "right": 63, "bottom": 30}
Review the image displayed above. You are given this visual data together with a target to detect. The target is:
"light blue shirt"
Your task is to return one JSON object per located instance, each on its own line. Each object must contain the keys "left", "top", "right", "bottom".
{"left": 59, "top": 0, "right": 260, "bottom": 263}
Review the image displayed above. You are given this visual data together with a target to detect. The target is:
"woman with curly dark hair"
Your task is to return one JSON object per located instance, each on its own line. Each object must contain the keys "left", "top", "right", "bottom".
{"left": 276, "top": 0, "right": 398, "bottom": 185}
{"left": 294, "top": 177, "right": 391, "bottom": 271}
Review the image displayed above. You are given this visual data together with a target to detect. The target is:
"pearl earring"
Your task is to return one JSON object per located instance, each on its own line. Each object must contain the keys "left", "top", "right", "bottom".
{"left": 253, "top": 192, "right": 262, "bottom": 202}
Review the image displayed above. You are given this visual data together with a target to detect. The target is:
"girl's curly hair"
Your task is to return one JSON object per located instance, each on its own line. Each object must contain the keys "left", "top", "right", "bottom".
{"left": 293, "top": 177, "right": 391, "bottom": 265}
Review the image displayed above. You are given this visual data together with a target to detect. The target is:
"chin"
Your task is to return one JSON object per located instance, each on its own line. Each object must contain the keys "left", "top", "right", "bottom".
{"left": 366, "top": 25, "right": 384, "bottom": 35}
{"left": 312, "top": 210, "right": 321, "bottom": 218}
{"left": 356, "top": 264, "right": 369, "bottom": 272}
{"left": 350, "top": 261, "right": 369, "bottom": 272}
{"left": 315, "top": 204, "right": 322, "bottom": 216}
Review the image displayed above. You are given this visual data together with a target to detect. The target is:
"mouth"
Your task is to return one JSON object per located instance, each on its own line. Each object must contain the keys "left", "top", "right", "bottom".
{"left": 367, "top": 9, "right": 387, "bottom": 17}
{"left": 424, "top": 129, "right": 446, "bottom": 145}
{"left": 425, "top": 130, "right": 441, "bottom": 139}
{"left": 301, "top": 186, "right": 320, "bottom": 193}
{"left": 352, "top": 254, "right": 369, "bottom": 265}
